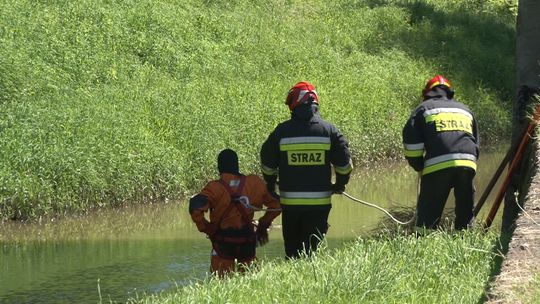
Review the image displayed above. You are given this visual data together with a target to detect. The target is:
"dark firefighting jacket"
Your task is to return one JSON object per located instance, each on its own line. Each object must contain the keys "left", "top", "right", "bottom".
{"left": 260, "top": 105, "right": 352, "bottom": 206}
{"left": 402, "top": 88, "right": 479, "bottom": 175}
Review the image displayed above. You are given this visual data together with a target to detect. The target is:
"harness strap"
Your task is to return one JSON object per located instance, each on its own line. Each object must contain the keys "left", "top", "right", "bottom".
{"left": 211, "top": 175, "right": 257, "bottom": 261}
{"left": 217, "top": 176, "right": 253, "bottom": 228}
{"left": 212, "top": 235, "right": 256, "bottom": 244}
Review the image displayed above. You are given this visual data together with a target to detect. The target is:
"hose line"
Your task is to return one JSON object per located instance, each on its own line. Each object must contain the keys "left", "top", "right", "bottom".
{"left": 245, "top": 178, "right": 419, "bottom": 227}
{"left": 342, "top": 192, "right": 416, "bottom": 226}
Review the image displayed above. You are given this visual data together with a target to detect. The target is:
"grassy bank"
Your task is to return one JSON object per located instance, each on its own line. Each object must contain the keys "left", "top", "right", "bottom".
{"left": 129, "top": 230, "right": 499, "bottom": 304}
{"left": 525, "top": 274, "right": 540, "bottom": 304}
{"left": 515, "top": 274, "right": 540, "bottom": 304}
{"left": 0, "top": 0, "right": 516, "bottom": 220}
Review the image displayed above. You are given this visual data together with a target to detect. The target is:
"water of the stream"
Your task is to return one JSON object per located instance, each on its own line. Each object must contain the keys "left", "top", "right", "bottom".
{"left": 0, "top": 148, "right": 506, "bottom": 303}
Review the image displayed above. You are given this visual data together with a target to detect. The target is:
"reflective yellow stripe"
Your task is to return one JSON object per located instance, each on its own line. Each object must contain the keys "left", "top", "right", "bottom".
{"left": 280, "top": 197, "right": 331, "bottom": 205}
{"left": 424, "top": 112, "right": 473, "bottom": 133}
{"left": 334, "top": 162, "right": 353, "bottom": 175}
{"left": 424, "top": 153, "right": 476, "bottom": 166}
{"left": 404, "top": 149, "right": 424, "bottom": 157}
{"left": 423, "top": 108, "right": 472, "bottom": 118}
{"left": 287, "top": 150, "right": 325, "bottom": 165}
{"left": 427, "top": 81, "right": 442, "bottom": 90}
{"left": 280, "top": 143, "right": 331, "bottom": 151}
{"left": 261, "top": 166, "right": 277, "bottom": 175}
{"left": 404, "top": 143, "right": 424, "bottom": 150}
{"left": 422, "top": 159, "right": 476, "bottom": 175}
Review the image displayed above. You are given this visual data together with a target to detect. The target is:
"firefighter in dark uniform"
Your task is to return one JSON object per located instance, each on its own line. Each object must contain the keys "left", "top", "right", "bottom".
{"left": 260, "top": 81, "right": 353, "bottom": 259}
{"left": 402, "top": 75, "right": 479, "bottom": 230}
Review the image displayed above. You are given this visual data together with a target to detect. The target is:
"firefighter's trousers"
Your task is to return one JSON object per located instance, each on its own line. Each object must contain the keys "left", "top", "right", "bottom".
{"left": 416, "top": 167, "right": 475, "bottom": 230}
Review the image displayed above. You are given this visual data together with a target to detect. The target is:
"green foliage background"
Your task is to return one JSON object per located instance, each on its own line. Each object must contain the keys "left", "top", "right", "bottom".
{"left": 0, "top": 0, "right": 516, "bottom": 220}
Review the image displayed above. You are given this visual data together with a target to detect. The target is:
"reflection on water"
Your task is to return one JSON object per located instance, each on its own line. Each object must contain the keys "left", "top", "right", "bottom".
{"left": 1, "top": 239, "right": 209, "bottom": 303}
{"left": 0, "top": 147, "right": 507, "bottom": 303}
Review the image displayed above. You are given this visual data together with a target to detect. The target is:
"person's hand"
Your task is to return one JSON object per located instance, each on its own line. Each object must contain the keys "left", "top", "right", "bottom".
{"left": 202, "top": 223, "right": 218, "bottom": 238}
{"left": 256, "top": 221, "right": 271, "bottom": 246}
{"left": 331, "top": 183, "right": 345, "bottom": 194}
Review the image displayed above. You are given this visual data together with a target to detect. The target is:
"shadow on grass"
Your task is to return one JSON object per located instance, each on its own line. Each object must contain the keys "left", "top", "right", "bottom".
{"left": 341, "top": 0, "right": 516, "bottom": 101}
{"left": 476, "top": 229, "right": 513, "bottom": 303}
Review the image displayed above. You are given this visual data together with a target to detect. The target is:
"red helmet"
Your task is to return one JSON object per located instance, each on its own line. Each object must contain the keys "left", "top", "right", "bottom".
{"left": 285, "top": 81, "right": 319, "bottom": 111}
{"left": 423, "top": 75, "right": 452, "bottom": 96}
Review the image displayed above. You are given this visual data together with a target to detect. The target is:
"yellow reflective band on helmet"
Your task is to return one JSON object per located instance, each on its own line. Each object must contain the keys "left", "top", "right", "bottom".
{"left": 334, "top": 161, "right": 353, "bottom": 175}
{"left": 261, "top": 165, "right": 277, "bottom": 176}
{"left": 428, "top": 81, "right": 441, "bottom": 90}
{"left": 422, "top": 159, "right": 476, "bottom": 175}
{"left": 280, "top": 143, "right": 331, "bottom": 151}
{"left": 404, "top": 149, "right": 424, "bottom": 157}
{"left": 280, "top": 197, "right": 331, "bottom": 205}
{"left": 424, "top": 112, "right": 473, "bottom": 134}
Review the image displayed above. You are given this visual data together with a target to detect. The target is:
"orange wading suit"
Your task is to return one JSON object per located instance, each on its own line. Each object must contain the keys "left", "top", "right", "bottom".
{"left": 189, "top": 150, "right": 281, "bottom": 276}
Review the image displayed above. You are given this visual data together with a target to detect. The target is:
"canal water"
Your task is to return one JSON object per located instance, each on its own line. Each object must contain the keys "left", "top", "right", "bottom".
{"left": 0, "top": 148, "right": 506, "bottom": 303}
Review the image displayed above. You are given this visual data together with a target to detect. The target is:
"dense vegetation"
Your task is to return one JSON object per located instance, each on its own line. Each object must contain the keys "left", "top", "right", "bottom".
{"left": 0, "top": 0, "right": 516, "bottom": 220}
{"left": 129, "top": 230, "right": 499, "bottom": 304}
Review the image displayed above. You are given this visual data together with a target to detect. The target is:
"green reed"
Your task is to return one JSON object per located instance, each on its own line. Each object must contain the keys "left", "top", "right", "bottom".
{"left": 130, "top": 230, "right": 499, "bottom": 304}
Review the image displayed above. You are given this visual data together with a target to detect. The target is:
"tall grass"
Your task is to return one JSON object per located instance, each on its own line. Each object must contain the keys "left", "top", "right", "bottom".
{"left": 0, "top": 0, "right": 516, "bottom": 220}
{"left": 129, "top": 230, "right": 499, "bottom": 304}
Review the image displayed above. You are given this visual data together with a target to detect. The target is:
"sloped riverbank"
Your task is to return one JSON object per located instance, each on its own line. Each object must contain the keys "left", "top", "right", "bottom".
{"left": 487, "top": 138, "right": 540, "bottom": 303}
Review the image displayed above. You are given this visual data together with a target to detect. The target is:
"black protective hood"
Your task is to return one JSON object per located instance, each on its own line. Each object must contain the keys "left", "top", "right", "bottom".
{"left": 291, "top": 103, "right": 320, "bottom": 121}
{"left": 217, "top": 149, "right": 239, "bottom": 175}
{"left": 423, "top": 86, "right": 454, "bottom": 100}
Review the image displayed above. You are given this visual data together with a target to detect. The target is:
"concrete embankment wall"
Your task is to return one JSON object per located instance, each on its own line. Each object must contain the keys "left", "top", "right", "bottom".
{"left": 487, "top": 136, "right": 540, "bottom": 303}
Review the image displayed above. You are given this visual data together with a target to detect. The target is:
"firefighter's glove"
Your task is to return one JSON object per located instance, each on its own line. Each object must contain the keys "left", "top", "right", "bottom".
{"left": 256, "top": 221, "right": 271, "bottom": 247}
{"left": 331, "top": 183, "right": 346, "bottom": 194}
{"left": 202, "top": 223, "right": 219, "bottom": 238}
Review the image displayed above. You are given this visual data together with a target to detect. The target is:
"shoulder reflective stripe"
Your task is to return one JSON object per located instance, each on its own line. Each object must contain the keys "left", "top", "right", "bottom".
{"left": 424, "top": 153, "right": 476, "bottom": 167}
{"left": 403, "top": 143, "right": 424, "bottom": 150}
{"left": 280, "top": 197, "right": 331, "bottom": 205}
{"left": 280, "top": 137, "right": 331, "bottom": 151}
{"left": 280, "top": 143, "right": 331, "bottom": 151}
{"left": 261, "top": 164, "right": 277, "bottom": 175}
{"left": 280, "top": 191, "right": 333, "bottom": 198}
{"left": 280, "top": 137, "right": 331, "bottom": 145}
{"left": 422, "top": 160, "right": 477, "bottom": 175}
{"left": 404, "top": 149, "right": 424, "bottom": 157}
{"left": 423, "top": 108, "right": 472, "bottom": 119}
{"left": 334, "top": 161, "right": 353, "bottom": 175}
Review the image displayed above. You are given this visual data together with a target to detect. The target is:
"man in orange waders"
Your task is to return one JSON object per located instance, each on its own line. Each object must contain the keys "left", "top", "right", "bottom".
{"left": 189, "top": 149, "right": 281, "bottom": 276}
{"left": 402, "top": 75, "right": 479, "bottom": 230}
{"left": 260, "top": 81, "right": 353, "bottom": 259}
